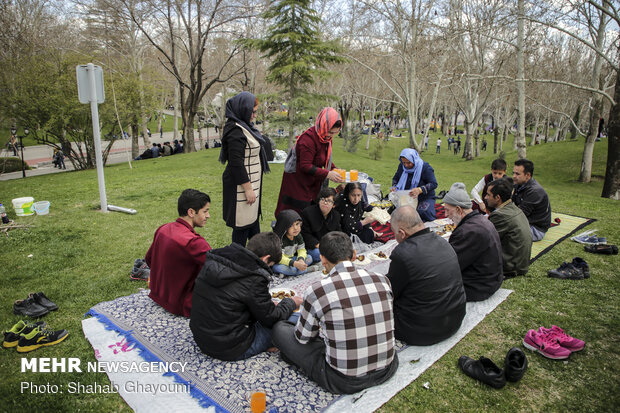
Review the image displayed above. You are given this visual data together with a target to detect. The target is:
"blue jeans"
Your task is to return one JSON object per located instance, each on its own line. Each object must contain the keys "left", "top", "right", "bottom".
{"left": 531, "top": 225, "right": 546, "bottom": 242}
{"left": 234, "top": 322, "right": 273, "bottom": 360}
{"left": 307, "top": 248, "right": 321, "bottom": 264}
{"left": 273, "top": 255, "right": 313, "bottom": 276}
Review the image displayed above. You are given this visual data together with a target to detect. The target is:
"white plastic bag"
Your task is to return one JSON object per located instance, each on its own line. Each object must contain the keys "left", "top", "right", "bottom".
{"left": 350, "top": 234, "right": 371, "bottom": 254}
{"left": 388, "top": 190, "right": 418, "bottom": 209}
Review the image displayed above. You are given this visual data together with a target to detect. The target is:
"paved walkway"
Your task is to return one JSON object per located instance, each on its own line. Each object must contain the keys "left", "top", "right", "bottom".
{"left": 0, "top": 129, "right": 220, "bottom": 181}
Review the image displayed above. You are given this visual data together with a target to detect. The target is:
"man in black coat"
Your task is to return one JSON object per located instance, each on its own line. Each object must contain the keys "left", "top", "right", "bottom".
{"left": 387, "top": 206, "right": 466, "bottom": 345}
{"left": 190, "top": 232, "right": 302, "bottom": 361}
{"left": 444, "top": 183, "right": 503, "bottom": 302}
{"left": 512, "top": 159, "right": 551, "bottom": 242}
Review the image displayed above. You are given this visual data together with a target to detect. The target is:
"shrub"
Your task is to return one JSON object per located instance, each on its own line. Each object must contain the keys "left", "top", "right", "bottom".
{"left": 0, "top": 157, "right": 30, "bottom": 173}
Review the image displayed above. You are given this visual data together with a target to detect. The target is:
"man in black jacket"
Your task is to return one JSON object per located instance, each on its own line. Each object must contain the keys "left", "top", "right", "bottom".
{"left": 444, "top": 183, "right": 503, "bottom": 302}
{"left": 190, "top": 232, "right": 302, "bottom": 361}
{"left": 512, "top": 158, "right": 551, "bottom": 241}
{"left": 387, "top": 206, "right": 466, "bottom": 345}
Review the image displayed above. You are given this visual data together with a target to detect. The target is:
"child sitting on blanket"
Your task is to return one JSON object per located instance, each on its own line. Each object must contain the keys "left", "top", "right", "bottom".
{"left": 272, "top": 210, "right": 313, "bottom": 276}
{"left": 470, "top": 158, "right": 506, "bottom": 213}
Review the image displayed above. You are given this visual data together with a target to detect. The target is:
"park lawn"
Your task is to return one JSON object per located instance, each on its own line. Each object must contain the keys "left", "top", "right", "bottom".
{"left": 0, "top": 133, "right": 618, "bottom": 412}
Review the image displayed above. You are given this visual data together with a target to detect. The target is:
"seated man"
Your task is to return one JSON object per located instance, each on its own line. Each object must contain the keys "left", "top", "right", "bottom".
{"left": 190, "top": 232, "right": 302, "bottom": 361}
{"left": 512, "top": 159, "right": 551, "bottom": 241}
{"left": 443, "top": 183, "right": 503, "bottom": 302}
{"left": 272, "top": 232, "right": 398, "bottom": 394}
{"left": 388, "top": 206, "right": 466, "bottom": 345}
{"left": 485, "top": 177, "right": 532, "bottom": 278}
{"left": 146, "top": 189, "right": 212, "bottom": 317}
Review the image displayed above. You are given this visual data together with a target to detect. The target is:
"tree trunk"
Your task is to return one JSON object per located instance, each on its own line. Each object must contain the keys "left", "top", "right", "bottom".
{"left": 515, "top": 0, "right": 527, "bottom": 159}
{"left": 139, "top": 71, "right": 151, "bottom": 148}
{"left": 580, "top": 3, "right": 608, "bottom": 183}
{"left": 601, "top": 69, "right": 620, "bottom": 199}
{"left": 494, "top": 127, "right": 499, "bottom": 153}
{"left": 174, "top": 83, "right": 180, "bottom": 141}
{"left": 131, "top": 123, "right": 139, "bottom": 157}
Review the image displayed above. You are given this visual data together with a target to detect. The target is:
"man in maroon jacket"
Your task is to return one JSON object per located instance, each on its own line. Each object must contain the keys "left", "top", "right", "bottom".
{"left": 146, "top": 189, "right": 212, "bottom": 317}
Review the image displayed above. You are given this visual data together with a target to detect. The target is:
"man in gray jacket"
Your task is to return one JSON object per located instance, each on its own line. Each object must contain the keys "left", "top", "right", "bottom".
{"left": 444, "top": 183, "right": 503, "bottom": 302}
{"left": 485, "top": 177, "right": 532, "bottom": 278}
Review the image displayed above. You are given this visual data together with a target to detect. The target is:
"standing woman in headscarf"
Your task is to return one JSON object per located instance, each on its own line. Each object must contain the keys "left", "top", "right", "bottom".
{"left": 220, "top": 91, "right": 273, "bottom": 246}
{"left": 274, "top": 107, "right": 345, "bottom": 217}
{"left": 391, "top": 148, "right": 438, "bottom": 222}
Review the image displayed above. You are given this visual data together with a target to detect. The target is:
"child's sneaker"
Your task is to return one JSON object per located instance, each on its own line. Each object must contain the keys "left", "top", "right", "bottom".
{"left": 3, "top": 320, "right": 46, "bottom": 348}
{"left": 522, "top": 329, "right": 571, "bottom": 360}
{"left": 538, "top": 325, "right": 585, "bottom": 352}
{"left": 16, "top": 326, "right": 69, "bottom": 353}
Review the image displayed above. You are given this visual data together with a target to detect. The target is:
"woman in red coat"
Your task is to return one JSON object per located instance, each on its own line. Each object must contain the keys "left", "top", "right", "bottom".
{"left": 274, "top": 107, "right": 345, "bottom": 217}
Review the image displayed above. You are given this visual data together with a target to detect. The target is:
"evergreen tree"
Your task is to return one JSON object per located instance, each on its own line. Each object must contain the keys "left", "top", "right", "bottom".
{"left": 250, "top": 0, "right": 345, "bottom": 148}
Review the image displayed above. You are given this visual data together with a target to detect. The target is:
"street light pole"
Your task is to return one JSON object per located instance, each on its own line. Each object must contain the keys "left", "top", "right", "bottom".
{"left": 11, "top": 126, "right": 29, "bottom": 178}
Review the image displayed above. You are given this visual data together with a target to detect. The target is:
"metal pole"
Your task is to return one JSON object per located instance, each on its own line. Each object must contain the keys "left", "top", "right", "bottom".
{"left": 19, "top": 136, "right": 25, "bottom": 178}
{"left": 87, "top": 63, "right": 108, "bottom": 212}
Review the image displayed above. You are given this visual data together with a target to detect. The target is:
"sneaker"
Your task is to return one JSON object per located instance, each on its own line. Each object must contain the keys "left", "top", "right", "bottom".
{"left": 29, "top": 292, "right": 58, "bottom": 311}
{"left": 522, "top": 329, "right": 571, "bottom": 360}
{"left": 16, "top": 326, "right": 69, "bottom": 353}
{"left": 584, "top": 244, "right": 618, "bottom": 255}
{"left": 571, "top": 257, "right": 590, "bottom": 279}
{"left": 133, "top": 258, "right": 145, "bottom": 268}
{"left": 3, "top": 320, "right": 46, "bottom": 348}
{"left": 571, "top": 230, "right": 606, "bottom": 245}
{"left": 13, "top": 297, "right": 49, "bottom": 317}
{"left": 538, "top": 325, "right": 585, "bottom": 352}
{"left": 547, "top": 262, "right": 584, "bottom": 280}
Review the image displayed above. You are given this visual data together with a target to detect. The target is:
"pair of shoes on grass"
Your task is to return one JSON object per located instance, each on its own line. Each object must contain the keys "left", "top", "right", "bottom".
{"left": 571, "top": 229, "right": 606, "bottom": 245}
{"left": 13, "top": 292, "right": 58, "bottom": 317}
{"left": 2, "top": 320, "right": 69, "bottom": 353}
{"left": 547, "top": 257, "right": 589, "bottom": 280}
{"left": 584, "top": 244, "right": 618, "bottom": 255}
{"left": 522, "top": 326, "right": 585, "bottom": 360}
{"left": 130, "top": 258, "right": 150, "bottom": 281}
{"left": 458, "top": 347, "right": 528, "bottom": 389}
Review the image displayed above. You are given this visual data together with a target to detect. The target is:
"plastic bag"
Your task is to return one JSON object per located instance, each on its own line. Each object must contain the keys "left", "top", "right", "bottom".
{"left": 388, "top": 190, "right": 418, "bottom": 209}
{"left": 350, "top": 234, "right": 371, "bottom": 254}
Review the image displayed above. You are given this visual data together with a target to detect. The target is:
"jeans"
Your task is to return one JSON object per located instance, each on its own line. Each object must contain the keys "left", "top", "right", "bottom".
{"left": 271, "top": 321, "right": 399, "bottom": 394}
{"left": 307, "top": 248, "right": 321, "bottom": 264}
{"left": 233, "top": 322, "right": 273, "bottom": 361}
{"left": 530, "top": 225, "right": 546, "bottom": 242}
{"left": 273, "top": 255, "right": 313, "bottom": 276}
{"left": 232, "top": 220, "right": 261, "bottom": 247}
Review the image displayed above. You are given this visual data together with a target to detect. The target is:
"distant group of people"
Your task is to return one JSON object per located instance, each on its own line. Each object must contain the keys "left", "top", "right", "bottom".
{"left": 134, "top": 140, "right": 182, "bottom": 160}
{"left": 141, "top": 91, "right": 553, "bottom": 395}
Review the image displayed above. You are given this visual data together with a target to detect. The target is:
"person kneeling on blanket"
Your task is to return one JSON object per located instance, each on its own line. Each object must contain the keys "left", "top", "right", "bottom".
{"left": 272, "top": 232, "right": 398, "bottom": 394}
{"left": 190, "top": 232, "right": 303, "bottom": 361}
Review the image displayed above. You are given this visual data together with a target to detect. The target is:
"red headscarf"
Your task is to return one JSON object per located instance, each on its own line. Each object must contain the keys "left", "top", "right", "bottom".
{"left": 315, "top": 107, "right": 340, "bottom": 169}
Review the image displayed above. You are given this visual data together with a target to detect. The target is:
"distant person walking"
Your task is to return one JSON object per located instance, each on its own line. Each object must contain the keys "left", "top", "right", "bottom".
{"left": 436, "top": 138, "right": 441, "bottom": 154}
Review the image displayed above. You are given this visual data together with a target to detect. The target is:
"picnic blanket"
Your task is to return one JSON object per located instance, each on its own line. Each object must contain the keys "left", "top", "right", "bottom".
{"left": 83, "top": 240, "right": 512, "bottom": 413}
{"left": 530, "top": 212, "right": 595, "bottom": 263}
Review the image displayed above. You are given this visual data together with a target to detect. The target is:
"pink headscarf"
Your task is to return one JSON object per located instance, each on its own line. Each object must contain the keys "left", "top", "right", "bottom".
{"left": 315, "top": 107, "right": 341, "bottom": 143}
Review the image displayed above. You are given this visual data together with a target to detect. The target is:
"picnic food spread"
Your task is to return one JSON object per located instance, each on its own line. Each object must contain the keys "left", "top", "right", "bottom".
{"left": 271, "top": 290, "right": 296, "bottom": 300}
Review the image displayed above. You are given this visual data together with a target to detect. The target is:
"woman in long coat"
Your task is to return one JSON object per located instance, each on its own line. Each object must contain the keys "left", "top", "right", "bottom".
{"left": 274, "top": 107, "right": 345, "bottom": 217}
{"left": 220, "top": 91, "right": 273, "bottom": 246}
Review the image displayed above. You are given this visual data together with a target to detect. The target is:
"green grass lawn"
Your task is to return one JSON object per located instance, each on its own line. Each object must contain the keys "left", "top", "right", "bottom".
{"left": 0, "top": 133, "right": 618, "bottom": 412}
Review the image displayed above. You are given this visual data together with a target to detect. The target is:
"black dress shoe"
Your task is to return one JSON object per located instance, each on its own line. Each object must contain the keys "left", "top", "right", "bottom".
{"left": 30, "top": 292, "right": 58, "bottom": 311}
{"left": 458, "top": 356, "right": 506, "bottom": 389}
{"left": 504, "top": 347, "right": 528, "bottom": 382}
{"left": 13, "top": 297, "right": 49, "bottom": 317}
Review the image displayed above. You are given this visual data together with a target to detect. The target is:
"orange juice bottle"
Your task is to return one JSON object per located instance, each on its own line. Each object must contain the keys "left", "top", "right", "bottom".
{"left": 250, "top": 392, "right": 266, "bottom": 413}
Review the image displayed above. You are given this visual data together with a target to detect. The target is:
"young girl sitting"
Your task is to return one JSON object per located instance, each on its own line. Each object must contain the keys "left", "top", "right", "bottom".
{"left": 273, "top": 210, "right": 313, "bottom": 276}
{"left": 301, "top": 187, "right": 342, "bottom": 264}
{"left": 336, "top": 182, "right": 377, "bottom": 244}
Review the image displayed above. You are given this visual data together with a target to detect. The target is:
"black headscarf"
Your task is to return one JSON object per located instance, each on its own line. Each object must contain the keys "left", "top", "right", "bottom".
{"left": 219, "top": 91, "right": 271, "bottom": 173}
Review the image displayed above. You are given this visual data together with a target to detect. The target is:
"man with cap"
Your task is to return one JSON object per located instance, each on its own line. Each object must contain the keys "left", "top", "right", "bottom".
{"left": 443, "top": 183, "right": 503, "bottom": 301}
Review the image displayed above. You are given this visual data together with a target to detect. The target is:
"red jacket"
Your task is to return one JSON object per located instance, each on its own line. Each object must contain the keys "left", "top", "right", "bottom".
{"left": 146, "top": 218, "right": 211, "bottom": 317}
{"left": 275, "top": 126, "right": 336, "bottom": 216}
